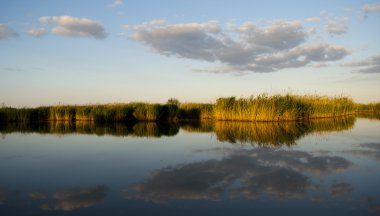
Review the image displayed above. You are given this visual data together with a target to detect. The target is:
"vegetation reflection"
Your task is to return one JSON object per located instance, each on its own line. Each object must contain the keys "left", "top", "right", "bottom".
{"left": 182, "top": 117, "right": 356, "bottom": 146}
{"left": 0, "top": 121, "right": 179, "bottom": 138}
{"left": 0, "top": 117, "right": 356, "bottom": 144}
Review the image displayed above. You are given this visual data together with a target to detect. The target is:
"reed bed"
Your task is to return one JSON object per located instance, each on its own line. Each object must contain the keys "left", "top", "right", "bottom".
{"left": 214, "top": 94, "right": 355, "bottom": 121}
{"left": 0, "top": 94, "right": 374, "bottom": 123}
{"left": 0, "top": 103, "right": 177, "bottom": 122}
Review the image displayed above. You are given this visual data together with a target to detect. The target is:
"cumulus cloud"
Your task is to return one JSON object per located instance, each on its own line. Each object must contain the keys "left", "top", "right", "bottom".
{"left": 126, "top": 148, "right": 351, "bottom": 202}
{"left": 342, "top": 55, "right": 380, "bottom": 73}
{"left": 0, "top": 24, "right": 18, "bottom": 40}
{"left": 27, "top": 28, "right": 47, "bottom": 38}
{"left": 40, "top": 185, "right": 108, "bottom": 211}
{"left": 305, "top": 17, "right": 321, "bottom": 22}
{"left": 125, "top": 20, "right": 350, "bottom": 73}
{"left": 39, "top": 16, "right": 107, "bottom": 39}
{"left": 363, "top": 3, "right": 380, "bottom": 13}
{"left": 325, "top": 20, "right": 348, "bottom": 35}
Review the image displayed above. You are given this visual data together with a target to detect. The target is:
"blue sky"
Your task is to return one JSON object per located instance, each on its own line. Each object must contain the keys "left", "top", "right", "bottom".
{"left": 1, "top": 0, "right": 380, "bottom": 107}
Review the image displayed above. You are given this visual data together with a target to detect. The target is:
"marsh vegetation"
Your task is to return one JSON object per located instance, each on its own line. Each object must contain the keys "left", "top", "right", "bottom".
{"left": 0, "top": 94, "right": 378, "bottom": 123}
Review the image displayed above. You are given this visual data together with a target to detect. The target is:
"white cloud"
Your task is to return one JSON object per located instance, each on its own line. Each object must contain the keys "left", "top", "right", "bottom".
{"left": 27, "top": 28, "right": 47, "bottom": 38}
{"left": 114, "top": 0, "right": 123, "bottom": 5}
{"left": 39, "top": 16, "right": 107, "bottom": 39}
{"left": 0, "top": 24, "right": 18, "bottom": 40}
{"left": 342, "top": 54, "right": 380, "bottom": 73}
{"left": 325, "top": 20, "right": 348, "bottom": 35}
{"left": 125, "top": 20, "right": 350, "bottom": 74}
{"left": 123, "top": 19, "right": 167, "bottom": 30}
{"left": 363, "top": 3, "right": 380, "bottom": 13}
{"left": 305, "top": 17, "right": 321, "bottom": 22}
{"left": 110, "top": 0, "right": 124, "bottom": 7}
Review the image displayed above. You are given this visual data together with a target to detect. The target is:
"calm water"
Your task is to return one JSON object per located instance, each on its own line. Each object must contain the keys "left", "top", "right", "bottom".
{"left": 1, "top": 115, "right": 380, "bottom": 216}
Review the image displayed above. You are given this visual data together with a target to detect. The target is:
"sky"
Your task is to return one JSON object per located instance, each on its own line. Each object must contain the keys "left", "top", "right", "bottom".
{"left": 0, "top": 0, "right": 380, "bottom": 107}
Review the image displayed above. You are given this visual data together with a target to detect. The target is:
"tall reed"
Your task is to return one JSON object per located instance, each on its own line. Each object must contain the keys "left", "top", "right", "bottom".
{"left": 214, "top": 94, "right": 355, "bottom": 121}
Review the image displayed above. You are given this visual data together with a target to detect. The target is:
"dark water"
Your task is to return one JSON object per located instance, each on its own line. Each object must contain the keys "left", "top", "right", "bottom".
{"left": 1, "top": 116, "right": 380, "bottom": 216}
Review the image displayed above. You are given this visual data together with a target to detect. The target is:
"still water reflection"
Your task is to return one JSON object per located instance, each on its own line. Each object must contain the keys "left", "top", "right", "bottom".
{"left": 1, "top": 116, "right": 380, "bottom": 215}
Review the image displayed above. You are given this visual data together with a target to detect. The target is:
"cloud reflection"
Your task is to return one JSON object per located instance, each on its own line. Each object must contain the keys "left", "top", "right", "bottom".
{"left": 28, "top": 191, "right": 48, "bottom": 200}
{"left": 0, "top": 189, "right": 12, "bottom": 204}
{"left": 127, "top": 148, "right": 351, "bottom": 202}
{"left": 342, "top": 143, "right": 380, "bottom": 160}
{"left": 330, "top": 183, "right": 352, "bottom": 198}
{"left": 40, "top": 185, "right": 108, "bottom": 211}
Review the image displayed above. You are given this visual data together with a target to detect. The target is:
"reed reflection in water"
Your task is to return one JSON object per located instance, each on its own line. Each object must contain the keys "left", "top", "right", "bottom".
{"left": 183, "top": 117, "right": 355, "bottom": 146}
{"left": 0, "top": 117, "right": 355, "bottom": 146}
{"left": 356, "top": 112, "right": 380, "bottom": 121}
{"left": 0, "top": 117, "right": 379, "bottom": 216}
{"left": 0, "top": 121, "right": 180, "bottom": 138}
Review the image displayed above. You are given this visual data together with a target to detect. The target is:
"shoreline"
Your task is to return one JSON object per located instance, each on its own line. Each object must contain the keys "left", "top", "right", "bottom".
{"left": 0, "top": 94, "right": 378, "bottom": 123}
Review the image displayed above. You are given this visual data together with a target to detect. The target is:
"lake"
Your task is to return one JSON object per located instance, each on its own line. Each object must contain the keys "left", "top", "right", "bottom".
{"left": 1, "top": 115, "right": 380, "bottom": 216}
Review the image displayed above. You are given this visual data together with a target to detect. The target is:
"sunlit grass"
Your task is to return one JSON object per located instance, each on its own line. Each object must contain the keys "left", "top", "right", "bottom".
{"left": 0, "top": 94, "right": 377, "bottom": 123}
{"left": 214, "top": 94, "right": 355, "bottom": 121}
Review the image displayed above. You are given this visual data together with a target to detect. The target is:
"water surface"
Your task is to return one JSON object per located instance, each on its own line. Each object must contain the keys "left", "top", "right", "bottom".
{"left": 1, "top": 116, "right": 380, "bottom": 215}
